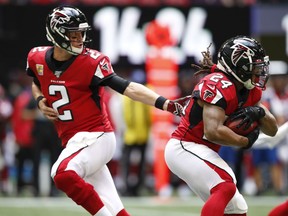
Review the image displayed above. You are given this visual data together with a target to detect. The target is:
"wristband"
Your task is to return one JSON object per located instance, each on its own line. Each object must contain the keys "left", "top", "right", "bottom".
{"left": 36, "top": 96, "right": 44, "bottom": 108}
{"left": 155, "top": 96, "right": 167, "bottom": 110}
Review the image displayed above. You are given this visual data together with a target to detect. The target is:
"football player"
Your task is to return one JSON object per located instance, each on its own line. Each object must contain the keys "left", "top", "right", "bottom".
{"left": 26, "top": 6, "right": 188, "bottom": 216}
{"left": 164, "top": 36, "right": 278, "bottom": 216}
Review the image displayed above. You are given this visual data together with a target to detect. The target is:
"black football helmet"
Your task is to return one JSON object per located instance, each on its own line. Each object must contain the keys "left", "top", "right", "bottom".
{"left": 46, "top": 6, "right": 91, "bottom": 55}
{"left": 217, "top": 35, "right": 269, "bottom": 89}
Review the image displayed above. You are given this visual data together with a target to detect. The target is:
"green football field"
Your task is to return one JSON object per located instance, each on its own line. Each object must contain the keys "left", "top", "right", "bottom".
{"left": 0, "top": 196, "right": 286, "bottom": 216}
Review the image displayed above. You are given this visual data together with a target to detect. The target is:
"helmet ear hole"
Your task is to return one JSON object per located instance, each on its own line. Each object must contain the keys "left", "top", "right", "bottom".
{"left": 46, "top": 6, "right": 92, "bottom": 55}
{"left": 217, "top": 35, "right": 269, "bottom": 89}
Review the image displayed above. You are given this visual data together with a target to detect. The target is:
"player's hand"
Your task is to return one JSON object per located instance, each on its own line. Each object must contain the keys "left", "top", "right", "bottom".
{"left": 38, "top": 98, "right": 59, "bottom": 121}
{"left": 167, "top": 96, "right": 191, "bottom": 116}
{"left": 229, "top": 106, "right": 265, "bottom": 130}
{"left": 243, "top": 127, "right": 260, "bottom": 149}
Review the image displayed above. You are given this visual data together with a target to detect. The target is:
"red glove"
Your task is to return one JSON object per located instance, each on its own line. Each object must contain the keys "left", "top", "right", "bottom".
{"left": 167, "top": 96, "right": 191, "bottom": 116}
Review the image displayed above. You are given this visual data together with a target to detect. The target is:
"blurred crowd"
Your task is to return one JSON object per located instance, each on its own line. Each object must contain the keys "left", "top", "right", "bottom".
{"left": 0, "top": 68, "right": 62, "bottom": 197}
{"left": 0, "top": 2, "right": 287, "bottom": 198}
{"left": 0, "top": 59, "right": 287, "bottom": 199}
{"left": 0, "top": 0, "right": 287, "bottom": 7}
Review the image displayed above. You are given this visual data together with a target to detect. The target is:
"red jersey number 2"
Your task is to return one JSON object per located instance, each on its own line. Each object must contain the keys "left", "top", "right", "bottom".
{"left": 49, "top": 85, "right": 72, "bottom": 121}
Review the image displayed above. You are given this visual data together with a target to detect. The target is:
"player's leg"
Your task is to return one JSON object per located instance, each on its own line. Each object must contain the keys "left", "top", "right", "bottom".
{"left": 200, "top": 161, "right": 247, "bottom": 216}
{"left": 202, "top": 181, "right": 236, "bottom": 216}
{"left": 87, "top": 165, "right": 130, "bottom": 216}
{"left": 223, "top": 189, "right": 247, "bottom": 215}
{"left": 51, "top": 132, "right": 118, "bottom": 216}
{"left": 53, "top": 147, "right": 113, "bottom": 216}
{"left": 82, "top": 132, "right": 129, "bottom": 215}
{"left": 165, "top": 139, "right": 247, "bottom": 216}
{"left": 54, "top": 169, "right": 109, "bottom": 215}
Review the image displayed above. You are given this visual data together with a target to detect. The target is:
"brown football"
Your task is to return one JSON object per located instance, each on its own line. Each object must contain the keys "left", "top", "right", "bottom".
{"left": 224, "top": 117, "right": 259, "bottom": 136}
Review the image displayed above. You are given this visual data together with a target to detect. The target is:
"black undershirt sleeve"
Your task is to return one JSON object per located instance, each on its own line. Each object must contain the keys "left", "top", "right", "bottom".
{"left": 102, "top": 75, "right": 131, "bottom": 94}
{"left": 26, "top": 67, "right": 35, "bottom": 77}
{"left": 33, "top": 77, "right": 41, "bottom": 88}
{"left": 26, "top": 67, "right": 41, "bottom": 88}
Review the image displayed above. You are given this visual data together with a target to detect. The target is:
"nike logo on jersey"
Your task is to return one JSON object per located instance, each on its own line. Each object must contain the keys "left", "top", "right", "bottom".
{"left": 99, "top": 59, "right": 105, "bottom": 65}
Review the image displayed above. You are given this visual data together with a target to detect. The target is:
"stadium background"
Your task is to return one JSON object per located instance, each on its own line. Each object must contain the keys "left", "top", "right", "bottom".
{"left": 1, "top": 4, "right": 287, "bottom": 88}
{"left": 0, "top": 2, "right": 287, "bottom": 216}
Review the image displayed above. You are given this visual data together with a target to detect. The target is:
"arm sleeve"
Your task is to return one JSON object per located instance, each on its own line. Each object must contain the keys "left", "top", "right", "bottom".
{"left": 102, "top": 75, "right": 131, "bottom": 94}
{"left": 33, "top": 77, "right": 41, "bottom": 88}
{"left": 26, "top": 66, "right": 41, "bottom": 88}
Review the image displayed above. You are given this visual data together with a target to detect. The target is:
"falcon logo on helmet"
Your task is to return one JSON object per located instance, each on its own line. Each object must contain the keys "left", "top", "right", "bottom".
{"left": 231, "top": 43, "right": 254, "bottom": 68}
{"left": 50, "top": 11, "right": 70, "bottom": 32}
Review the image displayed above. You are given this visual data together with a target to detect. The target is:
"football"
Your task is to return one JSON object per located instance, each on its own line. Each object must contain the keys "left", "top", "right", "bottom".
{"left": 224, "top": 117, "right": 259, "bottom": 136}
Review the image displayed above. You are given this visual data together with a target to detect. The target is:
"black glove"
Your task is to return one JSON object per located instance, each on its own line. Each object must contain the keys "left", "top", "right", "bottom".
{"left": 167, "top": 96, "right": 191, "bottom": 116}
{"left": 243, "top": 127, "right": 260, "bottom": 149}
{"left": 230, "top": 106, "right": 265, "bottom": 130}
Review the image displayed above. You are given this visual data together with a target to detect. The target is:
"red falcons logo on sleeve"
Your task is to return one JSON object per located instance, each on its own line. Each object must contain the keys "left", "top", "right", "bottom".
{"left": 99, "top": 59, "right": 109, "bottom": 71}
{"left": 203, "top": 89, "right": 214, "bottom": 100}
{"left": 94, "top": 57, "right": 113, "bottom": 78}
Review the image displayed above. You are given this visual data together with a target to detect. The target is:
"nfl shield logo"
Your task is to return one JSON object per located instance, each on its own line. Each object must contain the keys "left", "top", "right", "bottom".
{"left": 36, "top": 64, "right": 44, "bottom": 75}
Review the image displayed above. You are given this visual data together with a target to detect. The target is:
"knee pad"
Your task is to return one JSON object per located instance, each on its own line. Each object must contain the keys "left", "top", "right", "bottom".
{"left": 225, "top": 190, "right": 248, "bottom": 214}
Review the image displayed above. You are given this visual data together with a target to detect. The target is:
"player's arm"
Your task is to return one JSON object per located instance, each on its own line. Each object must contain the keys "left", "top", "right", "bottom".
{"left": 229, "top": 102, "right": 278, "bottom": 137}
{"left": 31, "top": 80, "right": 58, "bottom": 120}
{"left": 201, "top": 101, "right": 249, "bottom": 148}
{"left": 105, "top": 75, "right": 188, "bottom": 116}
{"left": 104, "top": 75, "right": 165, "bottom": 107}
{"left": 257, "top": 102, "right": 278, "bottom": 136}
{"left": 123, "top": 82, "right": 170, "bottom": 109}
